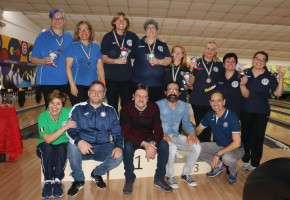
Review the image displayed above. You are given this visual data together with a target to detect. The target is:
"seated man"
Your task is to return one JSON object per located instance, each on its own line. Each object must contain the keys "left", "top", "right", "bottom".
{"left": 66, "top": 81, "right": 123, "bottom": 196}
{"left": 156, "top": 82, "right": 201, "bottom": 189}
{"left": 120, "top": 84, "right": 172, "bottom": 194}
{"left": 195, "top": 90, "right": 244, "bottom": 184}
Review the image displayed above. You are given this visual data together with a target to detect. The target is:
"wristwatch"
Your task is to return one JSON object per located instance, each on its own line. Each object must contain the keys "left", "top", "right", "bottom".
{"left": 214, "top": 152, "right": 222, "bottom": 157}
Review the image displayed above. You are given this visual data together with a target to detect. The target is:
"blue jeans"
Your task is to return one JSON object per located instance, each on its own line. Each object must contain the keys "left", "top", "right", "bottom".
{"left": 67, "top": 142, "right": 123, "bottom": 181}
{"left": 123, "top": 139, "right": 169, "bottom": 183}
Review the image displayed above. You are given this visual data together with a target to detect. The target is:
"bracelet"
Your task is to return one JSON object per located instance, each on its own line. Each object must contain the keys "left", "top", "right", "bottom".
{"left": 42, "top": 59, "right": 45, "bottom": 65}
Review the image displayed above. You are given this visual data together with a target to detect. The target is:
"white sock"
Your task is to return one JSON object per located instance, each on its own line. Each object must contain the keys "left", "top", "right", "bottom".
{"left": 55, "top": 178, "right": 61, "bottom": 183}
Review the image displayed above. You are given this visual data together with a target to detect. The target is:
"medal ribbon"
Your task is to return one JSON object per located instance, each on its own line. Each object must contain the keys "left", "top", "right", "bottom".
{"left": 49, "top": 27, "right": 64, "bottom": 47}
{"left": 147, "top": 38, "right": 156, "bottom": 54}
{"left": 201, "top": 58, "right": 213, "bottom": 77}
{"left": 80, "top": 43, "right": 91, "bottom": 61}
{"left": 113, "top": 31, "right": 126, "bottom": 49}
{"left": 172, "top": 64, "right": 180, "bottom": 82}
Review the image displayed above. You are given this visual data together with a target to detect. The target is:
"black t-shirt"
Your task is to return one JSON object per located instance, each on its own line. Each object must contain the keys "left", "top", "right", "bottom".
{"left": 101, "top": 31, "right": 139, "bottom": 81}
{"left": 189, "top": 57, "right": 224, "bottom": 106}
{"left": 164, "top": 64, "right": 189, "bottom": 102}
{"left": 216, "top": 71, "right": 242, "bottom": 118}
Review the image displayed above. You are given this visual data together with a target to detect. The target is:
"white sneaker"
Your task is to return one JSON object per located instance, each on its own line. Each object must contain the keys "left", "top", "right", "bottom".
{"left": 251, "top": 165, "right": 256, "bottom": 171}
{"left": 181, "top": 174, "right": 197, "bottom": 187}
{"left": 242, "top": 162, "right": 250, "bottom": 171}
{"left": 166, "top": 177, "right": 179, "bottom": 189}
{"left": 175, "top": 150, "right": 184, "bottom": 158}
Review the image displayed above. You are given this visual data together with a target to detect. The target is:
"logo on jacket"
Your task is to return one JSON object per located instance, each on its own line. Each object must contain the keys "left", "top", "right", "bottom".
{"left": 223, "top": 122, "right": 228, "bottom": 127}
{"left": 127, "top": 39, "right": 132, "bottom": 46}
{"left": 158, "top": 46, "right": 163, "bottom": 52}
{"left": 84, "top": 112, "right": 89, "bottom": 116}
{"left": 231, "top": 81, "right": 239, "bottom": 88}
{"left": 261, "top": 78, "right": 269, "bottom": 85}
{"left": 213, "top": 67, "right": 219, "bottom": 72}
{"left": 100, "top": 111, "right": 106, "bottom": 117}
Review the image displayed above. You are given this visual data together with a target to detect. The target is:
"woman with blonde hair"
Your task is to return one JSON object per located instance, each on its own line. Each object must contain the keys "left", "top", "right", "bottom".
{"left": 188, "top": 41, "right": 224, "bottom": 142}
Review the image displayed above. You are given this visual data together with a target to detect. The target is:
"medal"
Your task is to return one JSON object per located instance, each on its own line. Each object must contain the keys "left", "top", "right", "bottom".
{"left": 49, "top": 27, "right": 64, "bottom": 52}
{"left": 113, "top": 31, "right": 127, "bottom": 57}
{"left": 57, "top": 48, "right": 63, "bottom": 53}
{"left": 146, "top": 38, "right": 156, "bottom": 67}
{"left": 80, "top": 42, "right": 91, "bottom": 67}
{"left": 206, "top": 77, "right": 212, "bottom": 83}
{"left": 172, "top": 64, "right": 180, "bottom": 82}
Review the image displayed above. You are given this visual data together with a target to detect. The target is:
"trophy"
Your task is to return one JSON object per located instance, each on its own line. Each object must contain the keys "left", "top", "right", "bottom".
{"left": 183, "top": 72, "right": 191, "bottom": 86}
{"left": 120, "top": 48, "right": 128, "bottom": 58}
{"left": 49, "top": 51, "right": 58, "bottom": 67}
{"left": 147, "top": 53, "right": 155, "bottom": 67}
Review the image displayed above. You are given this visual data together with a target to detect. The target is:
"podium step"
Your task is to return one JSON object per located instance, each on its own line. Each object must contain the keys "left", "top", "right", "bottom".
{"left": 41, "top": 149, "right": 210, "bottom": 182}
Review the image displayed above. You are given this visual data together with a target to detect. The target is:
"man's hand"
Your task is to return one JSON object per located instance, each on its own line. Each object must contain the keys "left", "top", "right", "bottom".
{"left": 77, "top": 140, "right": 94, "bottom": 155}
{"left": 142, "top": 141, "right": 157, "bottom": 161}
{"left": 163, "top": 134, "right": 172, "bottom": 144}
{"left": 111, "top": 147, "right": 123, "bottom": 159}
{"left": 186, "top": 133, "right": 200, "bottom": 145}
{"left": 211, "top": 155, "right": 220, "bottom": 169}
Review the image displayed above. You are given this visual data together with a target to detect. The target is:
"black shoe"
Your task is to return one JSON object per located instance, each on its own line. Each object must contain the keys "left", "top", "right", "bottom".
{"left": 154, "top": 179, "right": 173, "bottom": 192}
{"left": 91, "top": 171, "right": 106, "bottom": 189}
{"left": 123, "top": 182, "right": 133, "bottom": 194}
{"left": 67, "top": 181, "right": 84, "bottom": 196}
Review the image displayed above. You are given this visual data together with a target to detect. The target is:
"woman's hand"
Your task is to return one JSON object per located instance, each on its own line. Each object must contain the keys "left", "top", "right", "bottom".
{"left": 277, "top": 67, "right": 286, "bottom": 80}
{"left": 240, "top": 76, "right": 248, "bottom": 85}
{"left": 64, "top": 119, "right": 77, "bottom": 130}
{"left": 70, "top": 85, "right": 78, "bottom": 97}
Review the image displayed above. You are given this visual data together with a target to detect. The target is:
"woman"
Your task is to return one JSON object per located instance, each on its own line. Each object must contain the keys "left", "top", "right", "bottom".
{"left": 164, "top": 45, "right": 190, "bottom": 102}
{"left": 101, "top": 12, "right": 139, "bottom": 112}
{"left": 36, "top": 90, "right": 76, "bottom": 199}
{"left": 131, "top": 19, "right": 172, "bottom": 102}
{"left": 31, "top": 8, "right": 73, "bottom": 108}
{"left": 66, "top": 21, "right": 105, "bottom": 106}
{"left": 189, "top": 41, "right": 224, "bottom": 142}
{"left": 241, "top": 51, "right": 285, "bottom": 171}
{"left": 216, "top": 53, "right": 249, "bottom": 118}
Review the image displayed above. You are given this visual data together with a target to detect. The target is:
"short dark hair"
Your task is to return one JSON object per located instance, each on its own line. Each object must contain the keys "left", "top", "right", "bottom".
{"left": 133, "top": 84, "right": 149, "bottom": 95}
{"left": 223, "top": 53, "right": 238, "bottom": 64}
{"left": 164, "top": 82, "right": 181, "bottom": 92}
{"left": 89, "top": 80, "right": 105, "bottom": 90}
{"left": 210, "top": 90, "right": 224, "bottom": 100}
{"left": 253, "top": 51, "right": 268, "bottom": 62}
{"left": 49, "top": 8, "right": 66, "bottom": 19}
{"left": 47, "top": 90, "right": 68, "bottom": 107}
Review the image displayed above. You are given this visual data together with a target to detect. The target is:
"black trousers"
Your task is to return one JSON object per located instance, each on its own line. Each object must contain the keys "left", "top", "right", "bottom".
{"left": 131, "top": 82, "right": 163, "bottom": 102}
{"left": 36, "top": 142, "right": 67, "bottom": 181}
{"left": 191, "top": 104, "right": 212, "bottom": 142}
{"left": 68, "top": 85, "right": 90, "bottom": 106}
{"left": 241, "top": 111, "right": 269, "bottom": 167}
{"left": 40, "top": 84, "right": 69, "bottom": 108}
{"left": 106, "top": 79, "right": 132, "bottom": 112}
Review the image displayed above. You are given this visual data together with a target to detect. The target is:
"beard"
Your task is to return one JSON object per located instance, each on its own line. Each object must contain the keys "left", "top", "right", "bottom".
{"left": 167, "top": 94, "right": 178, "bottom": 103}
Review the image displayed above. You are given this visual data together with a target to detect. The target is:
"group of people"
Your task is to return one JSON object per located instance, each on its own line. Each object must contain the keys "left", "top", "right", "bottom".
{"left": 33, "top": 8, "right": 286, "bottom": 199}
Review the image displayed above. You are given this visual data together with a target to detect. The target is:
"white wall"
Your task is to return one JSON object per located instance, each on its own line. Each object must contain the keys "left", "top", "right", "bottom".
{"left": 0, "top": 10, "right": 41, "bottom": 44}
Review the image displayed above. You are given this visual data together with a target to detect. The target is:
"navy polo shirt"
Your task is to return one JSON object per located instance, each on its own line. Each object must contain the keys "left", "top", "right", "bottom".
{"left": 241, "top": 67, "right": 278, "bottom": 115}
{"left": 131, "top": 36, "right": 171, "bottom": 87}
{"left": 201, "top": 109, "right": 241, "bottom": 147}
{"left": 101, "top": 31, "right": 139, "bottom": 81}
{"left": 31, "top": 27, "right": 73, "bottom": 85}
{"left": 189, "top": 57, "right": 224, "bottom": 106}
{"left": 216, "top": 71, "right": 242, "bottom": 118}
{"left": 66, "top": 41, "right": 102, "bottom": 86}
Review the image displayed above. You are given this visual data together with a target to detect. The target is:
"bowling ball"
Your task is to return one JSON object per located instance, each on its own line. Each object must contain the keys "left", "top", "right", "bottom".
{"left": 8, "top": 38, "right": 21, "bottom": 61}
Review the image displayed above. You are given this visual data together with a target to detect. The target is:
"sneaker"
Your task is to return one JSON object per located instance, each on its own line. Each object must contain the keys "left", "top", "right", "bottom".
{"left": 53, "top": 182, "right": 63, "bottom": 198}
{"left": 123, "top": 182, "right": 133, "bottom": 194}
{"left": 91, "top": 171, "right": 106, "bottom": 189}
{"left": 206, "top": 164, "right": 226, "bottom": 177}
{"left": 175, "top": 150, "right": 184, "bottom": 158}
{"left": 41, "top": 182, "right": 53, "bottom": 199}
{"left": 181, "top": 174, "right": 197, "bottom": 186}
{"left": 251, "top": 165, "right": 256, "bottom": 171}
{"left": 228, "top": 172, "right": 238, "bottom": 185}
{"left": 154, "top": 179, "right": 173, "bottom": 192}
{"left": 242, "top": 162, "right": 250, "bottom": 171}
{"left": 166, "top": 176, "right": 179, "bottom": 189}
{"left": 67, "top": 181, "right": 84, "bottom": 196}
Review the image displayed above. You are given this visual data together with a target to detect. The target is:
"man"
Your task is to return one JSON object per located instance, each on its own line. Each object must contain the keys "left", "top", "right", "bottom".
{"left": 156, "top": 82, "right": 201, "bottom": 189}
{"left": 195, "top": 91, "right": 244, "bottom": 184}
{"left": 66, "top": 81, "right": 123, "bottom": 196}
{"left": 120, "top": 84, "right": 172, "bottom": 194}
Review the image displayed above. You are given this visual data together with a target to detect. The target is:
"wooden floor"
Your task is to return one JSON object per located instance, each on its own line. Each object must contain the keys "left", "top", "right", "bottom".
{"left": 0, "top": 139, "right": 289, "bottom": 200}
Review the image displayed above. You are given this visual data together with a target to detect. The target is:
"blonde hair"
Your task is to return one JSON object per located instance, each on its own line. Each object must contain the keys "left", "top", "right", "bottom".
{"left": 201, "top": 41, "right": 220, "bottom": 62}
{"left": 171, "top": 45, "right": 187, "bottom": 68}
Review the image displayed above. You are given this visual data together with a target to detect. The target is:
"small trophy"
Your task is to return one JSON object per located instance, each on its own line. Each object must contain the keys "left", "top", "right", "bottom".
{"left": 49, "top": 51, "right": 57, "bottom": 67}
{"left": 120, "top": 48, "right": 128, "bottom": 58}
{"left": 147, "top": 53, "right": 155, "bottom": 67}
{"left": 183, "top": 72, "right": 191, "bottom": 86}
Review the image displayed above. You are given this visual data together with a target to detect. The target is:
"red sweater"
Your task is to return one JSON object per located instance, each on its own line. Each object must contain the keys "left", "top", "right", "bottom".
{"left": 120, "top": 100, "right": 164, "bottom": 146}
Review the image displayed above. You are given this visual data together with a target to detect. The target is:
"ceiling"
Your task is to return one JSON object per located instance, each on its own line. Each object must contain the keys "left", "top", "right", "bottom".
{"left": 1, "top": 0, "right": 290, "bottom": 62}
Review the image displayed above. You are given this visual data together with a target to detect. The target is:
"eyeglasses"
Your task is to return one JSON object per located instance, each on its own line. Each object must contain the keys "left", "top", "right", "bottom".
{"left": 167, "top": 88, "right": 179, "bottom": 93}
{"left": 173, "top": 51, "right": 183, "bottom": 55}
{"left": 78, "top": 28, "right": 90, "bottom": 32}
{"left": 135, "top": 94, "right": 148, "bottom": 99}
{"left": 52, "top": 17, "right": 64, "bottom": 21}
{"left": 89, "top": 90, "right": 104, "bottom": 95}
{"left": 225, "top": 60, "right": 236, "bottom": 64}
{"left": 254, "top": 57, "right": 266, "bottom": 62}
{"left": 146, "top": 27, "right": 156, "bottom": 31}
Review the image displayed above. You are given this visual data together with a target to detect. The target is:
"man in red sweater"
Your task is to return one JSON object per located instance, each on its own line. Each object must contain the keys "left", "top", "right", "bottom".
{"left": 120, "top": 84, "right": 172, "bottom": 194}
